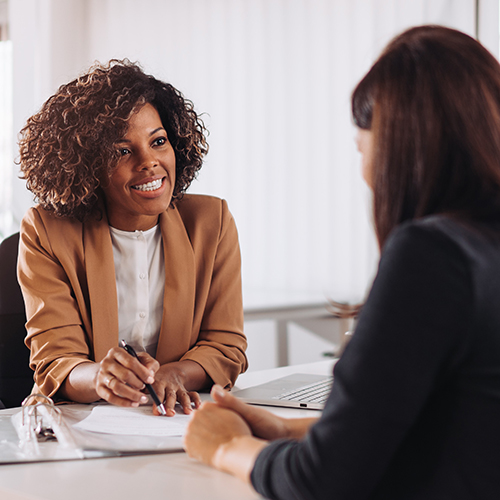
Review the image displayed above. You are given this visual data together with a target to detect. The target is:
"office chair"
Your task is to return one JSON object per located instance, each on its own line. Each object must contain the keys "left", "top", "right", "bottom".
{"left": 0, "top": 232, "right": 34, "bottom": 408}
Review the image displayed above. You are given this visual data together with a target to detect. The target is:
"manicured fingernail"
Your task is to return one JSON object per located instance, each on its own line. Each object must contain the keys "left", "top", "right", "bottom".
{"left": 146, "top": 376, "right": 154, "bottom": 384}
{"left": 140, "top": 395, "right": 148, "bottom": 403}
{"left": 131, "top": 402, "right": 139, "bottom": 407}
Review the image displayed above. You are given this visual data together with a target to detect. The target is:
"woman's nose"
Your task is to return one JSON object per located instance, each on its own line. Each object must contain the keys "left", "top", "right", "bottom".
{"left": 135, "top": 149, "right": 158, "bottom": 170}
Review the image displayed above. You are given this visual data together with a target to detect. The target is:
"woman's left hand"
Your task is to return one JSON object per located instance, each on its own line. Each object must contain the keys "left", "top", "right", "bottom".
{"left": 184, "top": 401, "right": 267, "bottom": 482}
{"left": 151, "top": 360, "right": 206, "bottom": 416}
{"left": 184, "top": 401, "right": 251, "bottom": 465}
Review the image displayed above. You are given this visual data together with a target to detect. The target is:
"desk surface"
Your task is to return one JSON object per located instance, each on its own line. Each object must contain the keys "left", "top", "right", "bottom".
{"left": 0, "top": 360, "right": 335, "bottom": 500}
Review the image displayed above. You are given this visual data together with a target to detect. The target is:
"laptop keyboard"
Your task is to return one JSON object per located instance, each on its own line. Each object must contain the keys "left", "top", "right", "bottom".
{"left": 273, "top": 377, "right": 333, "bottom": 404}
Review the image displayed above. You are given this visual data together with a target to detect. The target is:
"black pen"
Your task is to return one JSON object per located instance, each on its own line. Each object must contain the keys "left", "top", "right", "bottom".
{"left": 119, "top": 339, "right": 167, "bottom": 416}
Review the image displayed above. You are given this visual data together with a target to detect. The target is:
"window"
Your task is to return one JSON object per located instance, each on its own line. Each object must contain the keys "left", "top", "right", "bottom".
{"left": 0, "top": 0, "right": 12, "bottom": 241}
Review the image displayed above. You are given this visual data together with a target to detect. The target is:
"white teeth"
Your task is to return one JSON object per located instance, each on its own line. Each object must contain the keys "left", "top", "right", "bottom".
{"left": 132, "top": 179, "right": 162, "bottom": 192}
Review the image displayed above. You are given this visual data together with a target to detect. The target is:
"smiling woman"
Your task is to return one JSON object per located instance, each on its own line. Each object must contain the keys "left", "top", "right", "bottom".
{"left": 17, "top": 60, "right": 248, "bottom": 415}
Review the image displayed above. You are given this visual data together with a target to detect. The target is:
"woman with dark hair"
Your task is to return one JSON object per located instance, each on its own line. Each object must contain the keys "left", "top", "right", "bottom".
{"left": 184, "top": 26, "right": 500, "bottom": 498}
{"left": 18, "top": 60, "right": 247, "bottom": 416}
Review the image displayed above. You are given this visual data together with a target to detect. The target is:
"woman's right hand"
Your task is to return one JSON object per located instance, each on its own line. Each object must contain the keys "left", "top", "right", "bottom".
{"left": 95, "top": 347, "right": 160, "bottom": 407}
{"left": 210, "top": 385, "right": 316, "bottom": 441}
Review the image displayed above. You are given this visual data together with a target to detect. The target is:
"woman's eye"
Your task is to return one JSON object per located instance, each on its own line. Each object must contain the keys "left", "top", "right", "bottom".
{"left": 153, "top": 137, "right": 167, "bottom": 146}
{"left": 118, "top": 148, "right": 130, "bottom": 156}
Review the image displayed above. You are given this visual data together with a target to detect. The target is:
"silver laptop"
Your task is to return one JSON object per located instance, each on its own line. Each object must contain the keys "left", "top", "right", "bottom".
{"left": 231, "top": 373, "right": 333, "bottom": 410}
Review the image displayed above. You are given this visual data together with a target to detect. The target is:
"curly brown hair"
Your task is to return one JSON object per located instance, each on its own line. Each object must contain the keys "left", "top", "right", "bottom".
{"left": 18, "top": 59, "right": 208, "bottom": 221}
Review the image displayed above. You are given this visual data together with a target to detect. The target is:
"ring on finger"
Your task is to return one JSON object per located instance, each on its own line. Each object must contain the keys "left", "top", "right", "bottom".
{"left": 104, "top": 376, "right": 113, "bottom": 387}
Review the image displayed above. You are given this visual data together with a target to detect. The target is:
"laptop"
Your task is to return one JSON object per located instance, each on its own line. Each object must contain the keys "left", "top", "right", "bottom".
{"left": 231, "top": 373, "right": 333, "bottom": 410}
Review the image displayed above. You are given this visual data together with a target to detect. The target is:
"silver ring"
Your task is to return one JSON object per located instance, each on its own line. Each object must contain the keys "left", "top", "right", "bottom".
{"left": 104, "top": 376, "right": 113, "bottom": 387}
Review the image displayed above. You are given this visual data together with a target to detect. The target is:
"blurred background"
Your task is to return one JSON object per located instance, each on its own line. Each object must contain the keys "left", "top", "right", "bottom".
{"left": 0, "top": 0, "right": 498, "bottom": 370}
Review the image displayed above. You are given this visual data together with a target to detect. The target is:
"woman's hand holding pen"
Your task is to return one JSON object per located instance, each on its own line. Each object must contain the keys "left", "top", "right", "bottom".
{"left": 96, "top": 347, "right": 159, "bottom": 408}
{"left": 151, "top": 360, "right": 206, "bottom": 416}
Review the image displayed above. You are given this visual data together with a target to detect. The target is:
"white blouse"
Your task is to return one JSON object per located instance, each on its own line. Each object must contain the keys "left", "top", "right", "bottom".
{"left": 109, "top": 224, "right": 165, "bottom": 357}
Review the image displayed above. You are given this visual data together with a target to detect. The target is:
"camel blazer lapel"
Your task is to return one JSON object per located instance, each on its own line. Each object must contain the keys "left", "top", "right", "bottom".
{"left": 84, "top": 212, "right": 119, "bottom": 361}
{"left": 156, "top": 207, "right": 196, "bottom": 364}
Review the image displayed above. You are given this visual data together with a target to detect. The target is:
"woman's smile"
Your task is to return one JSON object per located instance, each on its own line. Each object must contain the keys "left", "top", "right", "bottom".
{"left": 131, "top": 177, "right": 165, "bottom": 193}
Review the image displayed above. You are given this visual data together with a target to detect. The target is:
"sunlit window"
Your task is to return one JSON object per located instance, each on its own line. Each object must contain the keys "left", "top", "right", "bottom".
{"left": 0, "top": 2, "right": 13, "bottom": 244}
{"left": 0, "top": 0, "right": 12, "bottom": 242}
{"left": 0, "top": 40, "right": 12, "bottom": 242}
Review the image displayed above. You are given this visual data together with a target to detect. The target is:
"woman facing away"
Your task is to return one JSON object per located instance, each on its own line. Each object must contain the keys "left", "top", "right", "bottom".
{"left": 184, "top": 25, "right": 500, "bottom": 499}
{"left": 17, "top": 60, "right": 247, "bottom": 416}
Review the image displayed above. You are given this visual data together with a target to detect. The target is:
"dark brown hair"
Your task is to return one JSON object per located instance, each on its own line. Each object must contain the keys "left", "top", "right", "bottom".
{"left": 352, "top": 25, "right": 500, "bottom": 247}
{"left": 19, "top": 60, "right": 208, "bottom": 221}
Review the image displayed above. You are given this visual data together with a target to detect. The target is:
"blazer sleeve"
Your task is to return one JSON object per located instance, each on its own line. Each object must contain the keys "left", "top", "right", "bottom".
{"left": 18, "top": 209, "right": 93, "bottom": 398}
{"left": 180, "top": 199, "right": 248, "bottom": 388}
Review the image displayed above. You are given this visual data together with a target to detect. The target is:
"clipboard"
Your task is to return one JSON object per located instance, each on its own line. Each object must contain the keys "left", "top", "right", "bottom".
{"left": 0, "top": 394, "right": 185, "bottom": 465}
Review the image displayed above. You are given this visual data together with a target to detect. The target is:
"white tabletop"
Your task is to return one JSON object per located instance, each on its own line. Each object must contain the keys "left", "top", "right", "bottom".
{"left": 0, "top": 360, "right": 336, "bottom": 500}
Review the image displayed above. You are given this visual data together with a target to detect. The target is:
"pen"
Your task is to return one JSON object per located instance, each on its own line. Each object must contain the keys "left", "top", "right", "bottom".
{"left": 119, "top": 339, "right": 167, "bottom": 416}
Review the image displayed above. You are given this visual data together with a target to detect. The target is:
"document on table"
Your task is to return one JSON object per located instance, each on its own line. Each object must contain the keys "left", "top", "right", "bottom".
{"left": 73, "top": 405, "right": 192, "bottom": 437}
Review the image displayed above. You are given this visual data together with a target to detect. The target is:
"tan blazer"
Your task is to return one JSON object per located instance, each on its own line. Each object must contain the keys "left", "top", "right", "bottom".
{"left": 18, "top": 194, "right": 248, "bottom": 398}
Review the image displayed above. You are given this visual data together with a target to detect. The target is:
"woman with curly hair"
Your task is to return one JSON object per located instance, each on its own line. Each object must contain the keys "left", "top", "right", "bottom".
{"left": 184, "top": 26, "right": 500, "bottom": 498}
{"left": 17, "top": 60, "right": 247, "bottom": 416}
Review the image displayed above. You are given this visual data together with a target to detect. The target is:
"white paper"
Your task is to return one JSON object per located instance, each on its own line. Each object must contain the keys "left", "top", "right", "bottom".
{"left": 73, "top": 405, "right": 192, "bottom": 436}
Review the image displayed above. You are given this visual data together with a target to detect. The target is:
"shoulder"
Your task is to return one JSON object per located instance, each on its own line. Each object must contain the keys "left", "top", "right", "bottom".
{"left": 173, "top": 194, "right": 233, "bottom": 232}
{"left": 380, "top": 216, "right": 471, "bottom": 281}
{"left": 385, "top": 216, "right": 468, "bottom": 257}
{"left": 165, "top": 194, "right": 238, "bottom": 250}
{"left": 385, "top": 215, "right": 497, "bottom": 264}
{"left": 20, "top": 205, "right": 85, "bottom": 253}
{"left": 378, "top": 215, "right": 500, "bottom": 296}
{"left": 22, "top": 205, "right": 84, "bottom": 231}
{"left": 174, "top": 194, "right": 228, "bottom": 217}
